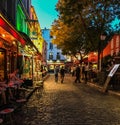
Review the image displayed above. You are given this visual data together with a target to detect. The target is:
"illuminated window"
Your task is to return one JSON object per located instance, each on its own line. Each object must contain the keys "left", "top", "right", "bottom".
{"left": 49, "top": 52, "right": 53, "bottom": 60}
{"left": 56, "top": 52, "right": 60, "bottom": 60}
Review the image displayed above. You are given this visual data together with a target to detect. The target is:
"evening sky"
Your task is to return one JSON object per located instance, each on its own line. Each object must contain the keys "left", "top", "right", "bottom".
{"left": 31, "top": 1, "right": 119, "bottom": 30}
{"left": 31, "top": 0, "right": 58, "bottom": 29}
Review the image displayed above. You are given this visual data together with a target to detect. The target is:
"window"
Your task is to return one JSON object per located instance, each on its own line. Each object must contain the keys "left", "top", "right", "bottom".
{"left": 56, "top": 52, "right": 60, "bottom": 60}
{"left": 49, "top": 52, "right": 53, "bottom": 60}
{"left": 49, "top": 43, "right": 53, "bottom": 50}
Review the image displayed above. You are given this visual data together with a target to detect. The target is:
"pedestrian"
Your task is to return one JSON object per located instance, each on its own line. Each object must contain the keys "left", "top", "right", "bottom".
{"left": 75, "top": 65, "right": 81, "bottom": 83}
{"left": 60, "top": 66, "right": 65, "bottom": 83}
{"left": 84, "top": 63, "right": 89, "bottom": 84}
{"left": 81, "top": 63, "right": 85, "bottom": 80}
{"left": 73, "top": 66, "right": 76, "bottom": 76}
{"left": 70, "top": 66, "right": 73, "bottom": 76}
{"left": 54, "top": 66, "right": 59, "bottom": 82}
{"left": 70, "top": 66, "right": 75, "bottom": 76}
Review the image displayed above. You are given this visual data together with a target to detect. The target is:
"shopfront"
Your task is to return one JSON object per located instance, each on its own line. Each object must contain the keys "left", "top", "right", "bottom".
{"left": 0, "top": 33, "right": 18, "bottom": 81}
{"left": 18, "top": 32, "right": 42, "bottom": 81}
{"left": 33, "top": 55, "right": 42, "bottom": 81}
{"left": 0, "top": 14, "right": 26, "bottom": 80}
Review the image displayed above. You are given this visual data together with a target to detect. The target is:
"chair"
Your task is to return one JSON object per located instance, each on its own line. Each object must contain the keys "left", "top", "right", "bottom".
{"left": 0, "top": 107, "right": 15, "bottom": 125}
{"left": 15, "top": 98, "right": 27, "bottom": 111}
{"left": 0, "top": 81, "right": 7, "bottom": 105}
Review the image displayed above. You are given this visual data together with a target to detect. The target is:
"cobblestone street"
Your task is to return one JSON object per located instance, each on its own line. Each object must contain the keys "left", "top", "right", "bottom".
{"left": 15, "top": 74, "right": 120, "bottom": 125}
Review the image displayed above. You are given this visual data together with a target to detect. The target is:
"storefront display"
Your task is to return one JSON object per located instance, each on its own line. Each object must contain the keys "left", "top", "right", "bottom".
{"left": 22, "top": 56, "right": 32, "bottom": 79}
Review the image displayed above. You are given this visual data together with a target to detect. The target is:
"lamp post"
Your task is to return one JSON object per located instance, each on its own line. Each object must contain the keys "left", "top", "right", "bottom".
{"left": 98, "top": 33, "right": 106, "bottom": 71}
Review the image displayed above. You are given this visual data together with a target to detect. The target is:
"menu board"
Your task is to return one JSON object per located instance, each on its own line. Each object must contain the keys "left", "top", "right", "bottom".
{"left": 108, "top": 64, "right": 120, "bottom": 77}
{"left": 102, "top": 64, "right": 120, "bottom": 93}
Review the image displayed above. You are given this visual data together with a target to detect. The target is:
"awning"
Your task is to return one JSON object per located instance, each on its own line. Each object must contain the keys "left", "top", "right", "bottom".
{"left": 19, "top": 31, "right": 41, "bottom": 55}
{"left": 19, "top": 31, "right": 34, "bottom": 46}
{"left": 88, "top": 52, "right": 97, "bottom": 63}
{"left": 0, "top": 14, "right": 26, "bottom": 45}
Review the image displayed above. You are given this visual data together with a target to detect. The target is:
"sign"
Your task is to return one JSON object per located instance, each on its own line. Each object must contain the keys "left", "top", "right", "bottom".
{"left": 108, "top": 64, "right": 120, "bottom": 77}
{"left": 102, "top": 64, "right": 120, "bottom": 93}
{"left": 102, "top": 76, "right": 111, "bottom": 93}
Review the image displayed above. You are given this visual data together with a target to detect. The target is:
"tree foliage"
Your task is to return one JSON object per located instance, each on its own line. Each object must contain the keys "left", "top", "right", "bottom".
{"left": 51, "top": 0, "right": 120, "bottom": 60}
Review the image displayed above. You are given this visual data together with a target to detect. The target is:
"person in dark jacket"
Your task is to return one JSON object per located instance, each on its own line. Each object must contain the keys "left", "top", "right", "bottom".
{"left": 54, "top": 66, "right": 59, "bottom": 82}
{"left": 75, "top": 65, "right": 81, "bottom": 83}
{"left": 60, "top": 66, "right": 65, "bottom": 83}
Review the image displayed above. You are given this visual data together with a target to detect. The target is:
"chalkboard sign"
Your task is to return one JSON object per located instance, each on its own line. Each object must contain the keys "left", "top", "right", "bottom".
{"left": 108, "top": 64, "right": 120, "bottom": 77}
{"left": 102, "top": 64, "right": 120, "bottom": 93}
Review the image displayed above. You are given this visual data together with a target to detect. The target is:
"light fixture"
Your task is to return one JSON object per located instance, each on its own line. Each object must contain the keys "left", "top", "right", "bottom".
{"left": 2, "top": 34, "right": 5, "bottom": 37}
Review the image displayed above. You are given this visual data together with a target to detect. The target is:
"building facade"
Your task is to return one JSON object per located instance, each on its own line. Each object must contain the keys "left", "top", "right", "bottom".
{"left": 42, "top": 28, "right": 66, "bottom": 72}
{"left": 0, "top": 0, "right": 44, "bottom": 82}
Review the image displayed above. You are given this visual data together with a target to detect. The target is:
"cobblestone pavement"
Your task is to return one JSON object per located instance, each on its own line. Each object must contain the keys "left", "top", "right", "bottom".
{"left": 14, "top": 74, "right": 120, "bottom": 125}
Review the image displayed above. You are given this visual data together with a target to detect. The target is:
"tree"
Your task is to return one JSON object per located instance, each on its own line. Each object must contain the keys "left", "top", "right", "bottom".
{"left": 51, "top": 0, "right": 120, "bottom": 62}
{"left": 51, "top": 18, "right": 90, "bottom": 62}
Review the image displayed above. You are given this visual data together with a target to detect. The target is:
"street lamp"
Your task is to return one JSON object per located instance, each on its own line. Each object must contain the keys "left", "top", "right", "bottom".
{"left": 98, "top": 33, "right": 106, "bottom": 71}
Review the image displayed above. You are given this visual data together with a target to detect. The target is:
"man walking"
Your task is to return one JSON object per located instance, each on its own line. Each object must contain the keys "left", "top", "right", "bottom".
{"left": 60, "top": 66, "right": 65, "bottom": 83}
{"left": 54, "top": 66, "right": 59, "bottom": 82}
{"left": 75, "top": 65, "right": 81, "bottom": 83}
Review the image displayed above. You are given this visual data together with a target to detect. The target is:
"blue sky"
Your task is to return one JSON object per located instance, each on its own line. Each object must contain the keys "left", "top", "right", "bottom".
{"left": 31, "top": 1, "right": 119, "bottom": 30}
{"left": 31, "top": 0, "right": 58, "bottom": 29}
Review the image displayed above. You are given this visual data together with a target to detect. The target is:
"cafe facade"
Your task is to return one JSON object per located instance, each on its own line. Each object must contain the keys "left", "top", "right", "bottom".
{"left": 0, "top": 1, "right": 44, "bottom": 83}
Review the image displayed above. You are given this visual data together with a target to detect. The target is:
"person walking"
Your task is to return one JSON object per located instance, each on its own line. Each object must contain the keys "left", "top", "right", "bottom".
{"left": 54, "top": 66, "right": 59, "bottom": 83}
{"left": 75, "top": 65, "right": 81, "bottom": 83}
{"left": 60, "top": 66, "right": 65, "bottom": 83}
{"left": 84, "top": 63, "right": 89, "bottom": 84}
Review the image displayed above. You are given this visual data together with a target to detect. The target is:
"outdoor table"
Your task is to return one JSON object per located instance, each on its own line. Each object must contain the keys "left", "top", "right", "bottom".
{"left": 8, "top": 80, "right": 24, "bottom": 100}
{"left": 0, "top": 108, "right": 15, "bottom": 125}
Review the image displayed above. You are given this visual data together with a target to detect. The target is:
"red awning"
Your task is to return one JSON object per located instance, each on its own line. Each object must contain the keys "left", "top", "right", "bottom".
{"left": 0, "top": 14, "right": 26, "bottom": 45}
{"left": 103, "top": 34, "right": 120, "bottom": 57}
{"left": 88, "top": 52, "right": 97, "bottom": 63}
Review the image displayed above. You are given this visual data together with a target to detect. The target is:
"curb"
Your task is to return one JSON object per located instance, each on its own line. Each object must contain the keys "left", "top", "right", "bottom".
{"left": 108, "top": 90, "right": 120, "bottom": 98}
{"left": 87, "top": 82, "right": 120, "bottom": 98}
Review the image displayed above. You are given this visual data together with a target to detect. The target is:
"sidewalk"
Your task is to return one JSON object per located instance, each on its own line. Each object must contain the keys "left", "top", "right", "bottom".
{"left": 87, "top": 80, "right": 120, "bottom": 98}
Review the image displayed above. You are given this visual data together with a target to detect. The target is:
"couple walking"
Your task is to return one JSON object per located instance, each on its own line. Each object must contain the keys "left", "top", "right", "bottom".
{"left": 54, "top": 66, "right": 65, "bottom": 83}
